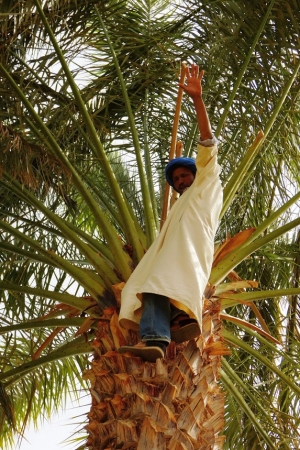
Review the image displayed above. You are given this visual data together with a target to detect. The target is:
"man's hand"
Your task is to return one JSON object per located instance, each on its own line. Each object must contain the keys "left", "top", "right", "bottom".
{"left": 179, "top": 64, "right": 204, "bottom": 99}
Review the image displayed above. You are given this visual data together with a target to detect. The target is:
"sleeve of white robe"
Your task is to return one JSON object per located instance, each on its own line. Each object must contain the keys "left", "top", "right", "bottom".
{"left": 119, "top": 141, "right": 223, "bottom": 331}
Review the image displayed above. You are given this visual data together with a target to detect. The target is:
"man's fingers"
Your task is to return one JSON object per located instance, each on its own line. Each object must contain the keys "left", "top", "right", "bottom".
{"left": 181, "top": 64, "right": 203, "bottom": 85}
{"left": 193, "top": 64, "right": 199, "bottom": 78}
{"left": 187, "top": 64, "right": 202, "bottom": 78}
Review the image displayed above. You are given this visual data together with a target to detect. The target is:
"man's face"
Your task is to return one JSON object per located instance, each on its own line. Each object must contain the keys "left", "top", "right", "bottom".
{"left": 172, "top": 166, "right": 195, "bottom": 195}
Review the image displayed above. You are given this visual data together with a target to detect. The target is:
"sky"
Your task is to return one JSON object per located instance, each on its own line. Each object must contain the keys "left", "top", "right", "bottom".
{"left": 16, "top": 396, "right": 89, "bottom": 450}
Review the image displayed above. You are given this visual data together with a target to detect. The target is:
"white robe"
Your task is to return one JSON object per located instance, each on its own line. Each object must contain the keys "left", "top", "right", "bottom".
{"left": 119, "top": 141, "right": 223, "bottom": 332}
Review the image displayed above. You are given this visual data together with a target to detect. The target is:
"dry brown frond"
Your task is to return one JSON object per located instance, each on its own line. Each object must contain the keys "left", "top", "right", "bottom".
{"left": 0, "top": 121, "right": 71, "bottom": 193}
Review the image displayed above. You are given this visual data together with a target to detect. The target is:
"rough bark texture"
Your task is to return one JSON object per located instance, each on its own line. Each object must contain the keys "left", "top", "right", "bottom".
{"left": 84, "top": 299, "right": 229, "bottom": 449}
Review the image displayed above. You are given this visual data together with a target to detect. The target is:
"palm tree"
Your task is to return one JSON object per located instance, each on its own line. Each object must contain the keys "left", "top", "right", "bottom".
{"left": 0, "top": 0, "right": 299, "bottom": 448}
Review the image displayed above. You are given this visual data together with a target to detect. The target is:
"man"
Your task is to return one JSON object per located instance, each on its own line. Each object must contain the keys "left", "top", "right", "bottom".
{"left": 118, "top": 64, "right": 223, "bottom": 362}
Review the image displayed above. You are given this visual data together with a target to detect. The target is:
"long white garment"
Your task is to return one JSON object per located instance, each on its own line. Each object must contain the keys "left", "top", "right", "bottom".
{"left": 119, "top": 141, "right": 223, "bottom": 332}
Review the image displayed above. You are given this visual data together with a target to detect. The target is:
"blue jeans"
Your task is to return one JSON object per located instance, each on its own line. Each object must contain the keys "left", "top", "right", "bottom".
{"left": 140, "top": 293, "right": 183, "bottom": 344}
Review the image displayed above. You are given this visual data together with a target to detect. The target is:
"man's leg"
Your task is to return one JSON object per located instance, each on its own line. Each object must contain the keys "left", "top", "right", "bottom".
{"left": 140, "top": 292, "right": 171, "bottom": 348}
{"left": 170, "top": 303, "right": 185, "bottom": 321}
{"left": 170, "top": 302, "right": 200, "bottom": 343}
{"left": 118, "top": 293, "right": 170, "bottom": 362}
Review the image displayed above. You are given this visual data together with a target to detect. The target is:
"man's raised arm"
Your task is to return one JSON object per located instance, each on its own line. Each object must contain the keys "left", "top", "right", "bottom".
{"left": 179, "top": 64, "right": 213, "bottom": 141}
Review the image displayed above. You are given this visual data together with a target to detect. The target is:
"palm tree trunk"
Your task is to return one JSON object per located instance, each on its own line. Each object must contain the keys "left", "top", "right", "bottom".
{"left": 84, "top": 297, "right": 229, "bottom": 449}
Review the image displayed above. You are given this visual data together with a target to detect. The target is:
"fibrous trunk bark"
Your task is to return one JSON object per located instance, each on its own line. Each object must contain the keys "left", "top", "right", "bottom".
{"left": 84, "top": 298, "right": 229, "bottom": 449}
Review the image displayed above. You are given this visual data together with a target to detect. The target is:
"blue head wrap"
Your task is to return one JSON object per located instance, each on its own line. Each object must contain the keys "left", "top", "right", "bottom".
{"left": 165, "top": 157, "right": 196, "bottom": 192}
